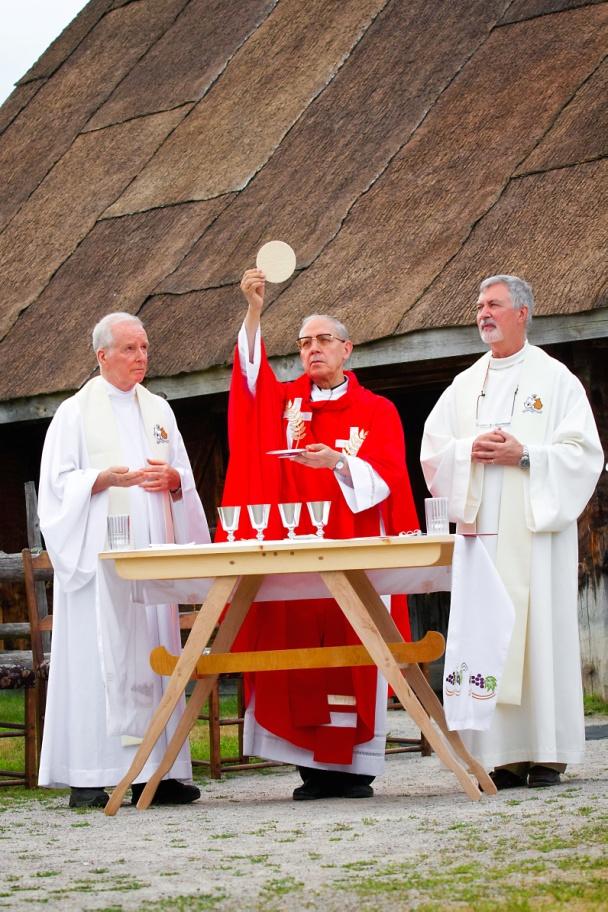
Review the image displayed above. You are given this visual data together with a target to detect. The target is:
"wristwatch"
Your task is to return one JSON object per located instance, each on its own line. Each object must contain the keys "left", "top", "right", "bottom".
{"left": 334, "top": 459, "right": 345, "bottom": 472}
{"left": 519, "top": 445, "right": 530, "bottom": 469}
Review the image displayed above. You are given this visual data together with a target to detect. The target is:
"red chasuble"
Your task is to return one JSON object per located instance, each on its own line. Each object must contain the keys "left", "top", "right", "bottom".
{"left": 218, "top": 342, "right": 418, "bottom": 764}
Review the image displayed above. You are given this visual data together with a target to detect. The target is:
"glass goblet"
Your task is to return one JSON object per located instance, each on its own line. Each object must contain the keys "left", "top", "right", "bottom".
{"left": 278, "top": 502, "right": 302, "bottom": 540}
{"left": 307, "top": 500, "right": 331, "bottom": 538}
{"left": 247, "top": 503, "right": 271, "bottom": 541}
{"left": 217, "top": 505, "right": 241, "bottom": 543}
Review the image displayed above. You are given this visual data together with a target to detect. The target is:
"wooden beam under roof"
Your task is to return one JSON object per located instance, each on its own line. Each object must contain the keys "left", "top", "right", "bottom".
{"left": 0, "top": 309, "right": 606, "bottom": 425}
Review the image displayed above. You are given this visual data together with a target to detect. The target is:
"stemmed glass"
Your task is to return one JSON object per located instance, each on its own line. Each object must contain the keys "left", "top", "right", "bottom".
{"left": 247, "top": 504, "right": 271, "bottom": 541}
{"left": 217, "top": 506, "right": 240, "bottom": 543}
{"left": 278, "top": 502, "right": 302, "bottom": 539}
{"left": 307, "top": 501, "right": 331, "bottom": 538}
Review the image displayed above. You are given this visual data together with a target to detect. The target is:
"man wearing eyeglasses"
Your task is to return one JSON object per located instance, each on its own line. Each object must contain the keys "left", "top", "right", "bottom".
{"left": 421, "top": 275, "right": 603, "bottom": 790}
{"left": 217, "top": 267, "right": 418, "bottom": 800}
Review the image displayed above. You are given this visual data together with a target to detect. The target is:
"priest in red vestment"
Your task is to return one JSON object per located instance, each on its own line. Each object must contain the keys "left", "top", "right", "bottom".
{"left": 218, "top": 267, "right": 419, "bottom": 799}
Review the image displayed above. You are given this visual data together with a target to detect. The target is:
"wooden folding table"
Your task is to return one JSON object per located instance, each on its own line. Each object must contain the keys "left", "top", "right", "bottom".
{"left": 102, "top": 535, "right": 496, "bottom": 815}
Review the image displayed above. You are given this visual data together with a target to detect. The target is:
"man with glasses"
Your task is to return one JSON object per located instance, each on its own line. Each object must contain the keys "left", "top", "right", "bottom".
{"left": 218, "top": 267, "right": 418, "bottom": 800}
{"left": 421, "top": 275, "right": 603, "bottom": 789}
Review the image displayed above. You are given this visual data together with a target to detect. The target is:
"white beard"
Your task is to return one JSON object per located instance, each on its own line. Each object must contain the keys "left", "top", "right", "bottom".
{"left": 479, "top": 323, "right": 504, "bottom": 345}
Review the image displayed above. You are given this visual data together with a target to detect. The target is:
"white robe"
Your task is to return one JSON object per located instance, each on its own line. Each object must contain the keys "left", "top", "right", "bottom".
{"left": 421, "top": 343, "right": 603, "bottom": 768}
{"left": 38, "top": 379, "right": 210, "bottom": 788}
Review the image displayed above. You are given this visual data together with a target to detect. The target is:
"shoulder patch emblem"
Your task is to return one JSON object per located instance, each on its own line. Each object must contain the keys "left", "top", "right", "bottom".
{"left": 153, "top": 424, "right": 169, "bottom": 444}
{"left": 523, "top": 393, "right": 543, "bottom": 414}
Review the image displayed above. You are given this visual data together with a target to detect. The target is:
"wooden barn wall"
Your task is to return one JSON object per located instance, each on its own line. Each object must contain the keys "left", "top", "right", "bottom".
{"left": 0, "top": 339, "right": 606, "bottom": 695}
{"left": 573, "top": 341, "right": 608, "bottom": 699}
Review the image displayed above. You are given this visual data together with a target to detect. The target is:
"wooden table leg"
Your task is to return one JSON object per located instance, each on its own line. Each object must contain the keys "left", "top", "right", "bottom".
{"left": 320, "top": 570, "right": 482, "bottom": 802}
{"left": 401, "top": 663, "right": 495, "bottom": 794}
{"left": 104, "top": 575, "right": 239, "bottom": 816}
{"left": 419, "top": 664, "right": 432, "bottom": 757}
{"left": 345, "top": 570, "right": 496, "bottom": 795}
{"left": 134, "top": 574, "right": 263, "bottom": 810}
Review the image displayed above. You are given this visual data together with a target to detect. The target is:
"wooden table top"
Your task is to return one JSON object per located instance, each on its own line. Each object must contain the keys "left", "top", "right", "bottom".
{"left": 100, "top": 534, "right": 455, "bottom": 581}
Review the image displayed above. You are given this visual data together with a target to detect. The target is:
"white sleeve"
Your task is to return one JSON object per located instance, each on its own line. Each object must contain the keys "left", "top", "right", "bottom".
{"left": 38, "top": 401, "right": 108, "bottom": 592}
{"left": 238, "top": 323, "right": 262, "bottom": 395}
{"left": 420, "top": 385, "right": 482, "bottom": 525}
{"left": 524, "top": 374, "right": 603, "bottom": 533}
{"left": 335, "top": 455, "right": 390, "bottom": 513}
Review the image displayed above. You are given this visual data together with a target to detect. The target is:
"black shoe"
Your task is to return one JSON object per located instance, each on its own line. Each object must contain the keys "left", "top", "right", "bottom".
{"left": 489, "top": 768, "right": 527, "bottom": 790}
{"left": 131, "top": 779, "right": 200, "bottom": 806}
{"left": 69, "top": 787, "right": 109, "bottom": 809}
{"left": 293, "top": 780, "right": 329, "bottom": 800}
{"left": 528, "top": 766, "right": 561, "bottom": 788}
{"left": 293, "top": 777, "right": 374, "bottom": 800}
{"left": 341, "top": 783, "right": 374, "bottom": 799}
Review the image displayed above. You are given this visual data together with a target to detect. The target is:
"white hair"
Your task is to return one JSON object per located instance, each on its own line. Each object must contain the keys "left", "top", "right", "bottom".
{"left": 92, "top": 312, "right": 145, "bottom": 352}
{"left": 299, "top": 314, "right": 350, "bottom": 341}
{"left": 480, "top": 274, "right": 534, "bottom": 324}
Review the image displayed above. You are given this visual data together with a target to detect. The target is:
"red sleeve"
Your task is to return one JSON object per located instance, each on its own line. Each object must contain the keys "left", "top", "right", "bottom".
{"left": 219, "top": 342, "right": 286, "bottom": 540}
{"left": 357, "top": 395, "right": 419, "bottom": 536}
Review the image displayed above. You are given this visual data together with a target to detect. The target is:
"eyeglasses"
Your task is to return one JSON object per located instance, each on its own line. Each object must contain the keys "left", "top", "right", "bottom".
{"left": 296, "top": 333, "right": 346, "bottom": 351}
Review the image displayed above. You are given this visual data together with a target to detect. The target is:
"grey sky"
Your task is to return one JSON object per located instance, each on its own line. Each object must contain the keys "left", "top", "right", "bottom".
{"left": 0, "top": 0, "right": 88, "bottom": 105}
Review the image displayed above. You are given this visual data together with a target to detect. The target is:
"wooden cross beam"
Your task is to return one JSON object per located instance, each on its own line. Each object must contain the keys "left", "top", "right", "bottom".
{"left": 150, "top": 631, "right": 445, "bottom": 678}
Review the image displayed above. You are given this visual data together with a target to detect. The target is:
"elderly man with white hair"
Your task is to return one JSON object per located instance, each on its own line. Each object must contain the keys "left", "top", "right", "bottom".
{"left": 421, "top": 275, "right": 603, "bottom": 789}
{"left": 38, "top": 312, "right": 210, "bottom": 808}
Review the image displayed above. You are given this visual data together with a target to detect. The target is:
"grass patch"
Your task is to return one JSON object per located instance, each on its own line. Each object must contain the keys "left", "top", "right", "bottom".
{"left": 260, "top": 875, "right": 304, "bottom": 896}
{"left": 136, "top": 894, "right": 227, "bottom": 911}
{"left": 335, "top": 854, "right": 608, "bottom": 909}
{"left": 189, "top": 694, "right": 240, "bottom": 765}
{"left": 0, "top": 691, "right": 27, "bottom": 773}
{"left": 583, "top": 693, "right": 608, "bottom": 715}
{"left": 0, "top": 691, "right": 23, "bottom": 724}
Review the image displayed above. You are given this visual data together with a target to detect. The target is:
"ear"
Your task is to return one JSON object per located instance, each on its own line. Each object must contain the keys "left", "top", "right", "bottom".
{"left": 343, "top": 340, "right": 353, "bottom": 362}
{"left": 96, "top": 349, "right": 106, "bottom": 369}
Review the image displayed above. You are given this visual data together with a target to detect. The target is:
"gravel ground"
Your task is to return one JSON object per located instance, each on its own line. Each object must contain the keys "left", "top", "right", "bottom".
{"left": 1, "top": 712, "right": 606, "bottom": 912}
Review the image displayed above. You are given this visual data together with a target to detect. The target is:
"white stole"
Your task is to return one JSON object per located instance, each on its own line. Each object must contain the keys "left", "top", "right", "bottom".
{"left": 76, "top": 376, "right": 174, "bottom": 543}
{"left": 455, "top": 345, "right": 553, "bottom": 704}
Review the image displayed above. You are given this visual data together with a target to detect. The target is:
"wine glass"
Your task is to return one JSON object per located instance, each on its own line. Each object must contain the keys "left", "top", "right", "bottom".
{"left": 306, "top": 501, "right": 331, "bottom": 538}
{"left": 278, "top": 502, "right": 302, "bottom": 539}
{"left": 247, "top": 503, "right": 271, "bottom": 541}
{"left": 217, "top": 506, "right": 241, "bottom": 543}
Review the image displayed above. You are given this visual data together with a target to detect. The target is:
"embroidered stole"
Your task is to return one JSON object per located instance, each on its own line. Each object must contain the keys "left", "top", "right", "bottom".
{"left": 76, "top": 377, "right": 174, "bottom": 543}
{"left": 455, "top": 346, "right": 552, "bottom": 704}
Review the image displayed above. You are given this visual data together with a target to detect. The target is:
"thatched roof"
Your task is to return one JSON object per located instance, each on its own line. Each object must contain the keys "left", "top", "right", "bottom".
{"left": 0, "top": 0, "right": 606, "bottom": 413}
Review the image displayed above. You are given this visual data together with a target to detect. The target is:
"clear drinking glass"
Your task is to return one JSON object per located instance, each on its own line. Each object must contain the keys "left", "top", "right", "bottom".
{"left": 306, "top": 500, "right": 331, "bottom": 538}
{"left": 107, "top": 514, "right": 131, "bottom": 550}
{"left": 278, "top": 502, "right": 302, "bottom": 539}
{"left": 217, "top": 505, "right": 241, "bottom": 543}
{"left": 424, "top": 497, "right": 449, "bottom": 535}
{"left": 247, "top": 503, "right": 271, "bottom": 541}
